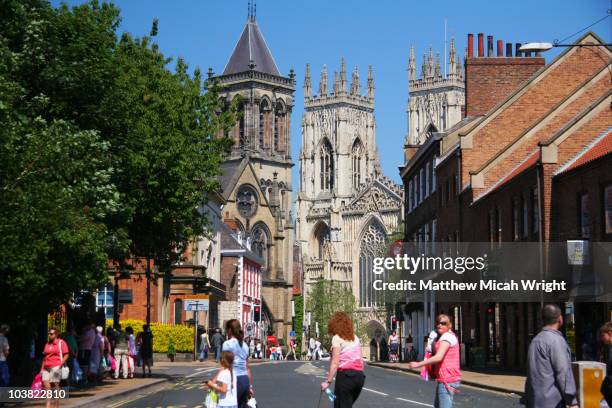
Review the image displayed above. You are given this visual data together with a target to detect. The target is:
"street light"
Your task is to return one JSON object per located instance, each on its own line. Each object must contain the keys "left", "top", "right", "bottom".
{"left": 519, "top": 40, "right": 612, "bottom": 53}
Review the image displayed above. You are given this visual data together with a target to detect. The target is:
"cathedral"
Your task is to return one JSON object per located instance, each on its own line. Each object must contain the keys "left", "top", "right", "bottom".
{"left": 295, "top": 59, "right": 403, "bottom": 329}
{"left": 213, "top": 13, "right": 294, "bottom": 338}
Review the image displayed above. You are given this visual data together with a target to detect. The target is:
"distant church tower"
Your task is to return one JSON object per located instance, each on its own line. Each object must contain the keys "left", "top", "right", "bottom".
{"left": 213, "top": 8, "right": 294, "bottom": 339}
{"left": 406, "top": 38, "right": 465, "bottom": 145}
{"left": 296, "top": 59, "right": 402, "bottom": 316}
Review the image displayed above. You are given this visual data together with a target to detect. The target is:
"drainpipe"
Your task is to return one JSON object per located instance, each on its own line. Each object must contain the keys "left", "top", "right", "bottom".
{"left": 536, "top": 161, "right": 544, "bottom": 308}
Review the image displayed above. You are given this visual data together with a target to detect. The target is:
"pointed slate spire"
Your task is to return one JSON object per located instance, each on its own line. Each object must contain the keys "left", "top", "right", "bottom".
{"left": 304, "top": 63, "right": 311, "bottom": 98}
{"left": 408, "top": 46, "right": 416, "bottom": 82}
{"left": 319, "top": 64, "right": 328, "bottom": 96}
{"left": 339, "top": 57, "right": 347, "bottom": 95}
{"left": 223, "top": 17, "right": 280, "bottom": 76}
{"left": 350, "top": 66, "right": 360, "bottom": 96}
{"left": 367, "top": 65, "right": 374, "bottom": 101}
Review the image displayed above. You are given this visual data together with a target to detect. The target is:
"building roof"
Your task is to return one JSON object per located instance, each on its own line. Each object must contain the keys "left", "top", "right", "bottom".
{"left": 555, "top": 128, "right": 612, "bottom": 175}
{"left": 475, "top": 150, "right": 540, "bottom": 202}
{"left": 222, "top": 19, "right": 281, "bottom": 76}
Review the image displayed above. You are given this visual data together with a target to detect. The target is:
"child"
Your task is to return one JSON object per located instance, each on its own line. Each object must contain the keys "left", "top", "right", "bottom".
{"left": 206, "top": 351, "right": 237, "bottom": 408}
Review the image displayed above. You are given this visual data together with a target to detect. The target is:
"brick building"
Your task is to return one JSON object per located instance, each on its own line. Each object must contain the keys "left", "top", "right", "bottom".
{"left": 401, "top": 31, "right": 611, "bottom": 368}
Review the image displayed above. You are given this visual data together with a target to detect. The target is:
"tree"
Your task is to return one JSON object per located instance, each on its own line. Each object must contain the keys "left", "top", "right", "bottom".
{"left": 306, "top": 280, "right": 364, "bottom": 349}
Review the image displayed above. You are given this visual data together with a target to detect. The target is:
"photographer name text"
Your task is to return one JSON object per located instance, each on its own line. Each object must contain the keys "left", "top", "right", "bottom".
{"left": 373, "top": 279, "right": 567, "bottom": 293}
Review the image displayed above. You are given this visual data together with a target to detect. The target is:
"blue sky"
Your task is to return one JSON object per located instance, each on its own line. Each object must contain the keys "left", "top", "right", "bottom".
{"left": 56, "top": 0, "right": 611, "bottom": 188}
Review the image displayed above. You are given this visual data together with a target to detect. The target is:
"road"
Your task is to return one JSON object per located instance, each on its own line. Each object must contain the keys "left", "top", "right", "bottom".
{"left": 107, "top": 361, "right": 522, "bottom": 407}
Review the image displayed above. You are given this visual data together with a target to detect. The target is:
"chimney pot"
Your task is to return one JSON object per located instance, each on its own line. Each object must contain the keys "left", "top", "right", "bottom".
{"left": 506, "top": 42, "right": 513, "bottom": 57}
{"left": 515, "top": 43, "right": 522, "bottom": 57}
{"left": 497, "top": 40, "right": 503, "bottom": 57}
{"left": 478, "top": 33, "right": 484, "bottom": 57}
{"left": 467, "top": 33, "right": 474, "bottom": 58}
{"left": 487, "top": 35, "right": 493, "bottom": 57}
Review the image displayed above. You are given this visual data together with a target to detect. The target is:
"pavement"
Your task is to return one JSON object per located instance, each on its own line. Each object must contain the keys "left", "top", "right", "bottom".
{"left": 101, "top": 360, "right": 523, "bottom": 408}
{"left": 368, "top": 361, "right": 527, "bottom": 395}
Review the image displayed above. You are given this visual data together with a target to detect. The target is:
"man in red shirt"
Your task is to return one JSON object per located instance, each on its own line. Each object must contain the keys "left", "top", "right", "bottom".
{"left": 41, "top": 328, "right": 69, "bottom": 408}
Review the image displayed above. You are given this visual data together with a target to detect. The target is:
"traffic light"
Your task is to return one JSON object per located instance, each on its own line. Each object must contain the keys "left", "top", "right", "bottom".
{"left": 395, "top": 302, "right": 405, "bottom": 322}
{"left": 254, "top": 306, "right": 261, "bottom": 322}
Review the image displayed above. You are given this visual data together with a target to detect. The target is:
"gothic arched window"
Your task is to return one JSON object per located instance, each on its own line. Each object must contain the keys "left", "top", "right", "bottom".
{"left": 259, "top": 99, "right": 270, "bottom": 150}
{"left": 359, "top": 220, "right": 387, "bottom": 308}
{"left": 319, "top": 139, "right": 334, "bottom": 191}
{"left": 351, "top": 139, "right": 363, "bottom": 190}
{"left": 314, "top": 222, "right": 331, "bottom": 260}
{"left": 274, "top": 101, "right": 285, "bottom": 153}
{"left": 251, "top": 223, "right": 271, "bottom": 275}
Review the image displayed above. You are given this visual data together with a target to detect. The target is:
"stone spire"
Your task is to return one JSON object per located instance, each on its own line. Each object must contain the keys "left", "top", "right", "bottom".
{"left": 339, "top": 57, "right": 347, "bottom": 95}
{"left": 333, "top": 71, "right": 339, "bottom": 94}
{"left": 350, "top": 66, "right": 360, "bottom": 96}
{"left": 448, "top": 37, "right": 457, "bottom": 79}
{"left": 367, "top": 65, "right": 374, "bottom": 100}
{"left": 408, "top": 46, "right": 416, "bottom": 82}
{"left": 427, "top": 46, "right": 434, "bottom": 78}
{"left": 457, "top": 49, "right": 465, "bottom": 80}
{"left": 435, "top": 52, "right": 441, "bottom": 78}
{"left": 319, "top": 64, "right": 328, "bottom": 96}
{"left": 421, "top": 54, "right": 427, "bottom": 79}
{"left": 304, "top": 63, "right": 311, "bottom": 98}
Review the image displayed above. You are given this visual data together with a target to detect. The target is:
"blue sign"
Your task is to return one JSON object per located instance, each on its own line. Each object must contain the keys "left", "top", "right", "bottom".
{"left": 302, "top": 325, "right": 306, "bottom": 333}
{"left": 289, "top": 330, "right": 295, "bottom": 337}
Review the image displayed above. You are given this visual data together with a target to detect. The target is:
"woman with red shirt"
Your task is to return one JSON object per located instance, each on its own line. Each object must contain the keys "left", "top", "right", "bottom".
{"left": 409, "top": 314, "right": 461, "bottom": 408}
{"left": 320, "top": 312, "right": 365, "bottom": 408}
{"left": 41, "top": 328, "right": 69, "bottom": 408}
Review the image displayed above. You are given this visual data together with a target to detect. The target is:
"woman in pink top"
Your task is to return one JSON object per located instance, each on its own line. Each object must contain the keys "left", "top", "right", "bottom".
{"left": 409, "top": 314, "right": 461, "bottom": 408}
{"left": 320, "top": 312, "right": 365, "bottom": 408}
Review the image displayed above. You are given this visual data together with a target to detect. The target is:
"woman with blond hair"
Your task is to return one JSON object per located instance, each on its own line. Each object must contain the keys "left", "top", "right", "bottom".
{"left": 320, "top": 312, "right": 365, "bottom": 408}
{"left": 409, "top": 314, "right": 461, "bottom": 408}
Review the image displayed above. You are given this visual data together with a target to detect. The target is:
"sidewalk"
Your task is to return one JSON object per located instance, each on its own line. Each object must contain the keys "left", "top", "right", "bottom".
{"left": 368, "top": 361, "right": 526, "bottom": 395}
{"left": 19, "top": 360, "right": 218, "bottom": 407}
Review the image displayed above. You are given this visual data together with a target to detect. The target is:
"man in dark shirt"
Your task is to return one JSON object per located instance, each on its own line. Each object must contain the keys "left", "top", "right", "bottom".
{"left": 210, "top": 329, "right": 224, "bottom": 363}
{"left": 600, "top": 322, "right": 612, "bottom": 406}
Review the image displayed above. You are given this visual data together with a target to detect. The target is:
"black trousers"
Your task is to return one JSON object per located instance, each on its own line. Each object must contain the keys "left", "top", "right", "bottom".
{"left": 334, "top": 370, "right": 365, "bottom": 408}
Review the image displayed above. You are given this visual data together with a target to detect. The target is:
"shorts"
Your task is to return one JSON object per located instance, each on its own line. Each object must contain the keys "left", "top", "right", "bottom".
{"left": 42, "top": 366, "right": 61, "bottom": 383}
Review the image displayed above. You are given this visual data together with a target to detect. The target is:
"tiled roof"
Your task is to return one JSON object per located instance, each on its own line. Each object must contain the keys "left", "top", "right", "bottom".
{"left": 222, "top": 20, "right": 280, "bottom": 76}
{"left": 555, "top": 128, "right": 612, "bottom": 175}
{"left": 477, "top": 149, "right": 540, "bottom": 201}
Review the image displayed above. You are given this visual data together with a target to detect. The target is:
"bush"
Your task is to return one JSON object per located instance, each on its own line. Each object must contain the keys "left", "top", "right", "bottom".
{"left": 106, "top": 319, "right": 194, "bottom": 353}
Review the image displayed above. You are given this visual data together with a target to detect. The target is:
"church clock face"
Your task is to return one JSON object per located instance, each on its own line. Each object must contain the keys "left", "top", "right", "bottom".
{"left": 236, "top": 185, "right": 258, "bottom": 218}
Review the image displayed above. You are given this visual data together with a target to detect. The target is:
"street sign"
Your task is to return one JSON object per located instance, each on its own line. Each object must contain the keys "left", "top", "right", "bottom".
{"left": 184, "top": 299, "right": 209, "bottom": 311}
{"left": 118, "top": 289, "right": 133, "bottom": 304}
{"left": 289, "top": 330, "right": 295, "bottom": 337}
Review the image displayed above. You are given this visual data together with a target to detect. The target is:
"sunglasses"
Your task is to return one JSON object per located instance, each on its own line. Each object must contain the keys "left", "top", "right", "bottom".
{"left": 48, "top": 332, "right": 56, "bottom": 335}
{"left": 436, "top": 321, "right": 449, "bottom": 326}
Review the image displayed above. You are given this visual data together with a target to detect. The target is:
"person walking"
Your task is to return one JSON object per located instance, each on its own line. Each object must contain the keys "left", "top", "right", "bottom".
{"left": 41, "top": 328, "right": 69, "bottom": 408}
{"left": 285, "top": 338, "right": 297, "bottom": 360}
{"left": 0, "top": 325, "right": 10, "bottom": 386}
{"left": 211, "top": 328, "right": 224, "bottom": 363}
{"left": 206, "top": 351, "right": 238, "bottom": 408}
{"left": 222, "top": 319, "right": 252, "bottom": 408}
{"left": 599, "top": 322, "right": 612, "bottom": 407}
{"left": 409, "top": 314, "right": 461, "bottom": 408}
{"left": 388, "top": 331, "right": 400, "bottom": 362}
{"left": 524, "top": 304, "right": 578, "bottom": 408}
{"left": 113, "top": 325, "right": 129, "bottom": 379}
{"left": 320, "top": 312, "right": 365, "bottom": 408}
{"left": 255, "top": 339, "right": 262, "bottom": 359}
{"left": 88, "top": 326, "right": 104, "bottom": 382}
{"left": 314, "top": 338, "right": 322, "bottom": 361}
{"left": 78, "top": 324, "right": 95, "bottom": 381}
{"left": 126, "top": 327, "right": 136, "bottom": 378}
{"left": 140, "top": 325, "right": 153, "bottom": 378}
{"left": 309, "top": 337, "right": 315, "bottom": 360}
{"left": 199, "top": 328, "right": 211, "bottom": 362}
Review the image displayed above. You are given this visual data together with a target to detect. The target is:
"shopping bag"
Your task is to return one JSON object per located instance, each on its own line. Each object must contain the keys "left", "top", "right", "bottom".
{"left": 109, "top": 355, "right": 116, "bottom": 371}
{"left": 247, "top": 397, "right": 257, "bottom": 407}
{"left": 204, "top": 390, "right": 218, "bottom": 408}
{"left": 31, "top": 373, "right": 42, "bottom": 391}
{"left": 419, "top": 351, "right": 435, "bottom": 381}
{"left": 72, "top": 359, "right": 83, "bottom": 383}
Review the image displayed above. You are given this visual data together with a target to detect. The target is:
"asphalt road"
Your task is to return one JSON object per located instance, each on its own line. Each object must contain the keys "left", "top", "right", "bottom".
{"left": 107, "top": 361, "right": 522, "bottom": 408}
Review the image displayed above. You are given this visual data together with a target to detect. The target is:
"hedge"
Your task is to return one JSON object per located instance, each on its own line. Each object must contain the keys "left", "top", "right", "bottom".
{"left": 105, "top": 319, "right": 194, "bottom": 353}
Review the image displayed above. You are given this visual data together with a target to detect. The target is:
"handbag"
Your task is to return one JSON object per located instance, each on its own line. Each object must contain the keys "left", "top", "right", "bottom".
{"left": 204, "top": 389, "right": 218, "bottom": 408}
{"left": 31, "top": 373, "right": 43, "bottom": 391}
{"left": 58, "top": 340, "right": 70, "bottom": 380}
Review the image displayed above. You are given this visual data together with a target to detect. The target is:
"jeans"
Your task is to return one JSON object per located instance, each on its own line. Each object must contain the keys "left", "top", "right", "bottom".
{"left": 0, "top": 361, "right": 9, "bottom": 386}
{"left": 334, "top": 370, "right": 365, "bottom": 408}
{"left": 434, "top": 381, "right": 460, "bottom": 408}
{"left": 237, "top": 374, "right": 250, "bottom": 408}
{"left": 214, "top": 345, "right": 221, "bottom": 362}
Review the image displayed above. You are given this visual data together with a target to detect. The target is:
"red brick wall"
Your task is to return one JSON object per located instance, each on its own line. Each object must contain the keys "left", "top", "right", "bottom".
{"left": 436, "top": 153, "right": 462, "bottom": 242}
{"left": 117, "top": 272, "right": 159, "bottom": 322}
{"left": 220, "top": 256, "right": 239, "bottom": 301}
{"left": 465, "top": 57, "right": 544, "bottom": 117}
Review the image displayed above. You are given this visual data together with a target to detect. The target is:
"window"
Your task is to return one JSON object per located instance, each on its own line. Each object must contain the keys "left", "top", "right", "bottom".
{"left": 432, "top": 219, "right": 437, "bottom": 254}
{"left": 96, "top": 284, "right": 114, "bottom": 320}
{"left": 351, "top": 140, "right": 363, "bottom": 190}
{"left": 420, "top": 168, "right": 425, "bottom": 202}
{"left": 274, "top": 102, "right": 285, "bottom": 152}
{"left": 174, "top": 299, "right": 183, "bottom": 324}
{"left": 319, "top": 139, "right": 334, "bottom": 191}
{"left": 315, "top": 223, "right": 331, "bottom": 259}
{"left": 579, "top": 193, "right": 590, "bottom": 238}
{"left": 415, "top": 176, "right": 420, "bottom": 205}
{"left": 431, "top": 158, "right": 437, "bottom": 192}
{"left": 425, "top": 162, "right": 430, "bottom": 197}
{"left": 522, "top": 193, "right": 529, "bottom": 238}
{"left": 408, "top": 180, "right": 413, "bottom": 213}
{"left": 446, "top": 180, "right": 451, "bottom": 204}
{"left": 239, "top": 111, "right": 246, "bottom": 148}
{"left": 605, "top": 185, "right": 612, "bottom": 235}
{"left": 532, "top": 187, "right": 540, "bottom": 236}
{"left": 512, "top": 197, "right": 520, "bottom": 241}
{"left": 424, "top": 224, "right": 430, "bottom": 254}
{"left": 259, "top": 100, "right": 270, "bottom": 149}
{"left": 454, "top": 174, "right": 459, "bottom": 196}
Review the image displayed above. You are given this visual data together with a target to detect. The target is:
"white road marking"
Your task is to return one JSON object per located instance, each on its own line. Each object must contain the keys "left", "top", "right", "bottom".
{"left": 396, "top": 397, "right": 434, "bottom": 407}
{"left": 185, "top": 368, "right": 216, "bottom": 378}
{"left": 362, "top": 387, "right": 388, "bottom": 396}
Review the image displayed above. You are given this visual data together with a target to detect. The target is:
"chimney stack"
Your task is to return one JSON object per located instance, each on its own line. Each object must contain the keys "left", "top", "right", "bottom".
{"left": 478, "top": 33, "right": 484, "bottom": 57}
{"left": 497, "top": 40, "right": 503, "bottom": 57}
{"left": 506, "top": 42, "right": 513, "bottom": 57}
{"left": 467, "top": 33, "right": 474, "bottom": 58}
{"left": 487, "top": 35, "right": 493, "bottom": 57}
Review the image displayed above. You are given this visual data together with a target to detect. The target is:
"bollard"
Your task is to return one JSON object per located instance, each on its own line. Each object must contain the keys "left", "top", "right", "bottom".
{"left": 572, "top": 361, "right": 606, "bottom": 408}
